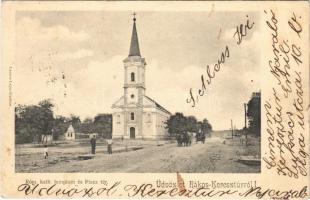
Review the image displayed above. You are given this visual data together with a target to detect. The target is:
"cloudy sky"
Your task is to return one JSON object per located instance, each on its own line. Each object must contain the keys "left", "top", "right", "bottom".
{"left": 15, "top": 11, "right": 260, "bottom": 130}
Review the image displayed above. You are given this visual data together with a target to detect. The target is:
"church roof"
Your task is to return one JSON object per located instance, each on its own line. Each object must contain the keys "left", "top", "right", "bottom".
{"left": 144, "top": 96, "right": 171, "bottom": 115}
{"left": 128, "top": 16, "right": 141, "bottom": 57}
{"left": 111, "top": 95, "right": 171, "bottom": 115}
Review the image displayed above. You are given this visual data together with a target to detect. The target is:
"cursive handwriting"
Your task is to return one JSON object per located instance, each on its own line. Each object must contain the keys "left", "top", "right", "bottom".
{"left": 186, "top": 16, "right": 254, "bottom": 107}
{"left": 265, "top": 9, "right": 293, "bottom": 98}
{"left": 17, "top": 182, "right": 121, "bottom": 197}
{"left": 288, "top": 12, "right": 302, "bottom": 38}
{"left": 124, "top": 183, "right": 237, "bottom": 198}
{"left": 240, "top": 185, "right": 308, "bottom": 199}
{"left": 263, "top": 9, "right": 308, "bottom": 179}
{"left": 233, "top": 15, "right": 255, "bottom": 45}
{"left": 16, "top": 182, "right": 309, "bottom": 199}
{"left": 186, "top": 46, "right": 229, "bottom": 107}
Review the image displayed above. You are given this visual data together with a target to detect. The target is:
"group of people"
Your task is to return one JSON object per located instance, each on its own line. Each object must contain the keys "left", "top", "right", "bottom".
{"left": 90, "top": 136, "right": 113, "bottom": 155}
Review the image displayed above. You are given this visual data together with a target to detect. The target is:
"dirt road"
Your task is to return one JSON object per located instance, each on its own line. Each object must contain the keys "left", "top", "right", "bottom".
{"left": 16, "top": 136, "right": 260, "bottom": 173}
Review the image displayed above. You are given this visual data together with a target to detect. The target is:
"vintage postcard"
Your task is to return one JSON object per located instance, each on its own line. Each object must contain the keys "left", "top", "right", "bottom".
{"left": 0, "top": 1, "right": 309, "bottom": 199}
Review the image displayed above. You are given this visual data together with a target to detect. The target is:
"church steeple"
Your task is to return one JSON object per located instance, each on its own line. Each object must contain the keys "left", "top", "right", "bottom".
{"left": 128, "top": 13, "right": 141, "bottom": 57}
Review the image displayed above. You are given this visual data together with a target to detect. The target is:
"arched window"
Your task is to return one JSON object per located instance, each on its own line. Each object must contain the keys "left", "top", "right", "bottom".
{"left": 131, "top": 72, "right": 135, "bottom": 82}
{"left": 131, "top": 112, "right": 135, "bottom": 120}
{"left": 130, "top": 127, "right": 135, "bottom": 139}
{"left": 131, "top": 94, "right": 134, "bottom": 99}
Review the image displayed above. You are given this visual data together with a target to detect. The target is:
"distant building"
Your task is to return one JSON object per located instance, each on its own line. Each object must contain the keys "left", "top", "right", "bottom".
{"left": 65, "top": 124, "right": 75, "bottom": 140}
{"left": 247, "top": 91, "right": 261, "bottom": 135}
{"left": 251, "top": 92, "right": 261, "bottom": 98}
{"left": 111, "top": 15, "right": 171, "bottom": 139}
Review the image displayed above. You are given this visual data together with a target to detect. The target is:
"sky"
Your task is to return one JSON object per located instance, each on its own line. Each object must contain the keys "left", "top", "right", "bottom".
{"left": 15, "top": 11, "right": 260, "bottom": 130}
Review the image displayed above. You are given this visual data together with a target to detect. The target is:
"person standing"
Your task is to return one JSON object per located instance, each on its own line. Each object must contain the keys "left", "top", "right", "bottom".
{"left": 44, "top": 145, "right": 48, "bottom": 159}
{"left": 90, "top": 135, "right": 96, "bottom": 154}
{"left": 107, "top": 138, "right": 113, "bottom": 154}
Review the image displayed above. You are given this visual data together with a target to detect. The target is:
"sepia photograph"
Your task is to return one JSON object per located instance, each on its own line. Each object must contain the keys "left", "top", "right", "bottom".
{"left": 1, "top": 1, "right": 308, "bottom": 198}
{"left": 14, "top": 11, "right": 261, "bottom": 173}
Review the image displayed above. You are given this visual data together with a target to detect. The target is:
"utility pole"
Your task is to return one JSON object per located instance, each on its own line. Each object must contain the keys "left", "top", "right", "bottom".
{"left": 244, "top": 103, "right": 247, "bottom": 146}
{"left": 231, "top": 119, "right": 233, "bottom": 139}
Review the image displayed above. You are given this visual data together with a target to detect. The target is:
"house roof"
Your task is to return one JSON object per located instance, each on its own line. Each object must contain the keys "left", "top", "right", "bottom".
{"left": 67, "top": 124, "right": 75, "bottom": 133}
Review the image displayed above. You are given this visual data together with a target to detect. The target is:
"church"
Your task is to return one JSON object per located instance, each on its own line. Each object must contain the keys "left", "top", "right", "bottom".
{"left": 111, "top": 15, "right": 171, "bottom": 139}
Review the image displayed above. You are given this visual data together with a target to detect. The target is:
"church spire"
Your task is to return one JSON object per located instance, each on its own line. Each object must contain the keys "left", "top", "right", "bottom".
{"left": 128, "top": 12, "right": 141, "bottom": 57}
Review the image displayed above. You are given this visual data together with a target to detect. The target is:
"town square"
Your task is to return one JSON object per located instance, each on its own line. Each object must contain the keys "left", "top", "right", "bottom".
{"left": 14, "top": 11, "right": 261, "bottom": 173}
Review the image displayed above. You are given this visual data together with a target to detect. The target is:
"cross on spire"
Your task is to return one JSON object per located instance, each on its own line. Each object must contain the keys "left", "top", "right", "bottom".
{"left": 132, "top": 12, "right": 137, "bottom": 21}
{"left": 128, "top": 12, "right": 141, "bottom": 56}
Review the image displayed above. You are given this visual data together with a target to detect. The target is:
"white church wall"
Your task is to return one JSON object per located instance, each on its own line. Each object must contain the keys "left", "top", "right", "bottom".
{"left": 65, "top": 132, "right": 75, "bottom": 140}
{"left": 155, "top": 110, "right": 170, "bottom": 138}
{"left": 141, "top": 109, "right": 170, "bottom": 139}
{"left": 142, "top": 110, "right": 156, "bottom": 139}
{"left": 126, "top": 124, "right": 141, "bottom": 139}
{"left": 112, "top": 112, "right": 124, "bottom": 138}
{"left": 127, "top": 88, "right": 138, "bottom": 104}
{"left": 126, "top": 66, "right": 138, "bottom": 84}
{"left": 140, "top": 69, "right": 145, "bottom": 84}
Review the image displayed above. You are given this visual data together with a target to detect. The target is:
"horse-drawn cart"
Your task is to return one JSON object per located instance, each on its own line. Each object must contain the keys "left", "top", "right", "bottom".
{"left": 176, "top": 132, "right": 193, "bottom": 147}
{"left": 196, "top": 132, "right": 206, "bottom": 144}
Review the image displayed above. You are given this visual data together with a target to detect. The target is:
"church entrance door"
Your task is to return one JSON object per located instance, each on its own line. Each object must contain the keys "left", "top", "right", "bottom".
{"left": 130, "top": 127, "right": 135, "bottom": 139}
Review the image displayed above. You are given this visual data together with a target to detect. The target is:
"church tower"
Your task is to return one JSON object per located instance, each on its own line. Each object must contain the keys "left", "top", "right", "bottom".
{"left": 122, "top": 14, "right": 146, "bottom": 139}
{"left": 111, "top": 13, "right": 171, "bottom": 140}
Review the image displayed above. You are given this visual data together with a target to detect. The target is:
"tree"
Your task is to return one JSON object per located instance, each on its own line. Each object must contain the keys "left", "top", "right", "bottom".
{"left": 186, "top": 116, "right": 198, "bottom": 132}
{"left": 39, "top": 99, "right": 53, "bottom": 110}
{"left": 166, "top": 113, "right": 213, "bottom": 137}
{"left": 37, "top": 99, "right": 54, "bottom": 137}
{"left": 247, "top": 92, "right": 261, "bottom": 136}
{"left": 93, "top": 114, "right": 112, "bottom": 138}
{"left": 201, "top": 119, "right": 212, "bottom": 135}
{"left": 69, "top": 114, "right": 81, "bottom": 132}
{"left": 165, "top": 113, "right": 188, "bottom": 136}
{"left": 80, "top": 117, "right": 94, "bottom": 134}
{"left": 15, "top": 99, "right": 54, "bottom": 144}
{"left": 53, "top": 116, "right": 69, "bottom": 140}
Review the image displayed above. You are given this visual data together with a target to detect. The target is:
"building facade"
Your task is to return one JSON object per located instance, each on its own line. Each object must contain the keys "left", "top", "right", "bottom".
{"left": 111, "top": 15, "right": 171, "bottom": 139}
{"left": 65, "top": 124, "right": 75, "bottom": 140}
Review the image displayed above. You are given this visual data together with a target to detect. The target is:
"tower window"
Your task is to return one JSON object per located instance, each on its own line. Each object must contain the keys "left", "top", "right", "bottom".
{"left": 131, "top": 72, "right": 135, "bottom": 82}
{"left": 131, "top": 112, "right": 135, "bottom": 120}
{"left": 131, "top": 94, "right": 134, "bottom": 99}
